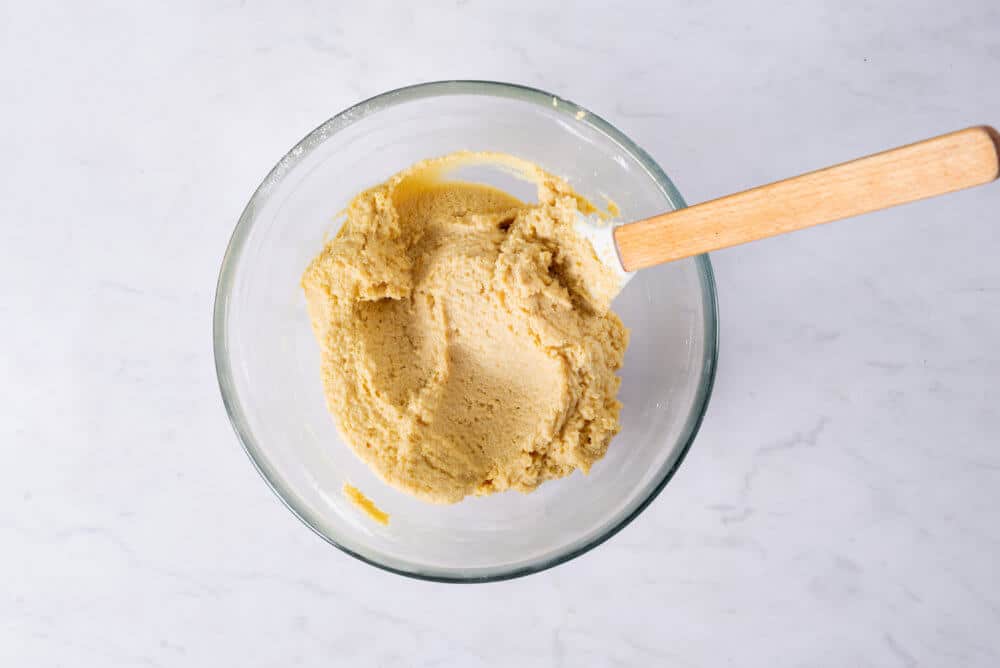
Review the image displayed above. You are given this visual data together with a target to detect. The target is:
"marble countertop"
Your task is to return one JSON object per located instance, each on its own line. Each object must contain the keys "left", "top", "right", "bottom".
{"left": 4, "top": 1, "right": 999, "bottom": 665}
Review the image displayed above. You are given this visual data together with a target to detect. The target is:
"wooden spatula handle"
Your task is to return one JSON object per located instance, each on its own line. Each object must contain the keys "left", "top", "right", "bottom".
{"left": 614, "top": 126, "right": 1000, "bottom": 272}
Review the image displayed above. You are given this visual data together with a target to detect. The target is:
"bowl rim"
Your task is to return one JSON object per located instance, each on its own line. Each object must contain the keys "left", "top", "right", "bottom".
{"left": 213, "top": 79, "right": 719, "bottom": 583}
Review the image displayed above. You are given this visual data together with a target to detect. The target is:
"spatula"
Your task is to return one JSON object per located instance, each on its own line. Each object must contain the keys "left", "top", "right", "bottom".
{"left": 582, "top": 126, "right": 1000, "bottom": 291}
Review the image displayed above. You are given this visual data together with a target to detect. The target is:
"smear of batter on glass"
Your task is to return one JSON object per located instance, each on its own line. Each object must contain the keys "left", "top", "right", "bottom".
{"left": 343, "top": 484, "right": 390, "bottom": 526}
{"left": 303, "top": 152, "right": 628, "bottom": 504}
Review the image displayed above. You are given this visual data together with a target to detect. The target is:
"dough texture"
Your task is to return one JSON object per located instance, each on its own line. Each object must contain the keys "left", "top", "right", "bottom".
{"left": 302, "top": 153, "right": 628, "bottom": 503}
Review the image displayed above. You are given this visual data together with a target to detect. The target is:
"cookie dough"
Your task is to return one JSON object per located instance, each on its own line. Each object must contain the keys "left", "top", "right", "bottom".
{"left": 302, "top": 153, "right": 628, "bottom": 504}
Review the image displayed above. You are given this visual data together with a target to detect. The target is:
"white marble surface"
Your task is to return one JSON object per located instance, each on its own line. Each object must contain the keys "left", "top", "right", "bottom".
{"left": 4, "top": 1, "right": 1000, "bottom": 665}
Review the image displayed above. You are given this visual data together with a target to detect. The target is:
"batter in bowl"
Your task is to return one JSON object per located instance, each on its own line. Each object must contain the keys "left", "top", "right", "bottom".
{"left": 302, "top": 153, "right": 628, "bottom": 503}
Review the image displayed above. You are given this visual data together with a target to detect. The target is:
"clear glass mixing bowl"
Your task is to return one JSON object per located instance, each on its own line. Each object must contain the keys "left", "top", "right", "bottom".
{"left": 214, "top": 81, "right": 718, "bottom": 582}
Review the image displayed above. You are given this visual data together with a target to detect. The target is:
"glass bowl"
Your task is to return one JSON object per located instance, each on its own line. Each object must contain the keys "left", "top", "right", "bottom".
{"left": 214, "top": 81, "right": 718, "bottom": 582}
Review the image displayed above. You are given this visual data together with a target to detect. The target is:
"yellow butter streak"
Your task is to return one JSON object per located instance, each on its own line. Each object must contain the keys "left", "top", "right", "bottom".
{"left": 343, "top": 484, "right": 390, "bottom": 526}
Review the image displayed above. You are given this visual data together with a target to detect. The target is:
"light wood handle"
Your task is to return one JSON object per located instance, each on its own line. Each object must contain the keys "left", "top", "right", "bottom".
{"left": 614, "top": 126, "right": 1000, "bottom": 272}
